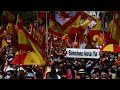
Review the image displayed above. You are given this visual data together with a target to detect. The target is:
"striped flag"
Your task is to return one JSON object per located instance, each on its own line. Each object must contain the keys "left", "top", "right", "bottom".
{"left": 3, "top": 11, "right": 16, "bottom": 23}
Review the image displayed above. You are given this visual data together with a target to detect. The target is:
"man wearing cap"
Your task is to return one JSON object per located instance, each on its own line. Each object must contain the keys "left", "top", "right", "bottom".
{"left": 77, "top": 69, "right": 86, "bottom": 79}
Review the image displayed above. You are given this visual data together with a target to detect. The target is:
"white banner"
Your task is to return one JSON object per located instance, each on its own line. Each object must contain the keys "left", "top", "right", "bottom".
{"left": 66, "top": 48, "right": 100, "bottom": 58}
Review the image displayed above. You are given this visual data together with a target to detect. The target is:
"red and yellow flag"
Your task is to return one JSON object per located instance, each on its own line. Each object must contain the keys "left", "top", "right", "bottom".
{"left": 38, "top": 11, "right": 46, "bottom": 24}
{"left": 105, "top": 14, "right": 119, "bottom": 45}
{"left": 21, "top": 26, "right": 49, "bottom": 65}
{"left": 0, "top": 26, "right": 5, "bottom": 48}
{"left": 3, "top": 11, "right": 16, "bottom": 23}
{"left": 2, "top": 38, "right": 8, "bottom": 48}
{"left": 93, "top": 33, "right": 105, "bottom": 46}
{"left": 29, "top": 22, "right": 43, "bottom": 44}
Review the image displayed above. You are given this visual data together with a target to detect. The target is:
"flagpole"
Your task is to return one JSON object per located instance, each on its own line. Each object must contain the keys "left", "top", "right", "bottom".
{"left": 102, "top": 11, "right": 106, "bottom": 46}
{"left": 36, "top": 11, "right": 39, "bottom": 29}
{"left": 73, "top": 33, "right": 77, "bottom": 48}
{"left": 2, "top": 11, "right": 4, "bottom": 26}
{"left": 111, "top": 14, "right": 116, "bottom": 38}
{"left": 46, "top": 11, "right": 49, "bottom": 58}
{"left": 50, "top": 40, "right": 52, "bottom": 55}
{"left": 17, "top": 13, "right": 20, "bottom": 75}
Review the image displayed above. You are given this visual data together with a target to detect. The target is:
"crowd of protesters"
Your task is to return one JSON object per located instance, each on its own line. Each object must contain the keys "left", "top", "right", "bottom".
{"left": 0, "top": 51, "right": 120, "bottom": 79}
{"left": 0, "top": 34, "right": 120, "bottom": 79}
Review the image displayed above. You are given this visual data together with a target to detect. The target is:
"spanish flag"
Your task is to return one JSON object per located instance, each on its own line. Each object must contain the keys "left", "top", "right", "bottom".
{"left": 59, "top": 11, "right": 69, "bottom": 18}
{"left": 0, "top": 26, "right": 5, "bottom": 48}
{"left": 87, "top": 18, "right": 103, "bottom": 37}
{"left": 6, "top": 23, "right": 15, "bottom": 35}
{"left": 61, "top": 11, "right": 82, "bottom": 34}
{"left": 2, "top": 38, "right": 8, "bottom": 48}
{"left": 93, "top": 33, "right": 105, "bottom": 46}
{"left": 16, "top": 15, "right": 33, "bottom": 51}
{"left": 110, "top": 14, "right": 120, "bottom": 43}
{"left": 62, "top": 34, "right": 70, "bottom": 47}
{"left": 3, "top": 11, "right": 16, "bottom": 23}
{"left": 86, "top": 19, "right": 103, "bottom": 48}
{"left": 48, "top": 18, "right": 62, "bottom": 38}
{"left": 80, "top": 11, "right": 97, "bottom": 21}
{"left": 38, "top": 11, "right": 46, "bottom": 24}
{"left": 29, "top": 22, "right": 43, "bottom": 43}
{"left": 105, "top": 15, "right": 119, "bottom": 45}
{"left": 21, "top": 26, "right": 49, "bottom": 65}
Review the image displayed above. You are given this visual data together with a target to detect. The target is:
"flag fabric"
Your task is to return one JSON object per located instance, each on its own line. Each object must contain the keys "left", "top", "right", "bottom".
{"left": 20, "top": 26, "right": 48, "bottom": 65}
{"left": 105, "top": 15, "right": 119, "bottom": 45}
{"left": 2, "top": 38, "right": 8, "bottom": 48}
{"left": 87, "top": 18, "right": 103, "bottom": 37}
{"left": 93, "top": 33, "right": 105, "bottom": 46}
{"left": 6, "top": 23, "right": 16, "bottom": 36}
{"left": 61, "top": 34, "right": 71, "bottom": 47}
{"left": 29, "top": 22, "right": 43, "bottom": 44}
{"left": 10, "top": 51, "right": 45, "bottom": 65}
{"left": 38, "top": 11, "right": 46, "bottom": 24}
{"left": 17, "top": 28, "right": 33, "bottom": 51}
{"left": 3, "top": 11, "right": 16, "bottom": 23}
{"left": 48, "top": 18, "right": 62, "bottom": 38}
{"left": 0, "top": 26, "right": 5, "bottom": 48}
{"left": 61, "top": 11, "right": 82, "bottom": 34}
{"left": 86, "top": 19, "right": 103, "bottom": 48}
{"left": 48, "top": 11, "right": 82, "bottom": 36}
{"left": 16, "top": 14, "right": 23, "bottom": 28}
{"left": 15, "top": 15, "right": 33, "bottom": 51}
{"left": 59, "top": 11, "right": 69, "bottom": 18}
{"left": 28, "top": 39, "right": 46, "bottom": 65}
{"left": 110, "top": 15, "right": 120, "bottom": 43}
{"left": 68, "top": 15, "right": 81, "bottom": 38}
{"left": 0, "top": 26, "right": 5, "bottom": 38}
{"left": 80, "top": 11, "right": 97, "bottom": 21}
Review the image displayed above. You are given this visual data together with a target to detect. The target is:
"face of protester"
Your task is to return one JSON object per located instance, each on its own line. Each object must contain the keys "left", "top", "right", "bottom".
{"left": 59, "top": 64, "right": 63, "bottom": 68}
{"left": 75, "top": 75, "right": 80, "bottom": 79}
{"left": 5, "top": 71, "right": 12, "bottom": 79}
{"left": 81, "top": 74, "right": 86, "bottom": 79}
{"left": 0, "top": 71, "right": 3, "bottom": 79}
{"left": 91, "top": 74, "right": 97, "bottom": 79}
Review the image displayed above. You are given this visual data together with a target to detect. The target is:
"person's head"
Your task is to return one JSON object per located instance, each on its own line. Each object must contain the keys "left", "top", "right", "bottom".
{"left": 0, "top": 71, "right": 3, "bottom": 79}
{"left": 12, "top": 65, "right": 17, "bottom": 69}
{"left": 61, "top": 74, "right": 67, "bottom": 79}
{"left": 91, "top": 74, "right": 97, "bottom": 79}
{"left": 78, "top": 69, "right": 86, "bottom": 79}
{"left": 101, "top": 72, "right": 108, "bottom": 79}
{"left": 75, "top": 75, "right": 80, "bottom": 79}
{"left": 46, "top": 72, "right": 52, "bottom": 79}
{"left": 4, "top": 70, "right": 13, "bottom": 79}
{"left": 26, "top": 72, "right": 34, "bottom": 79}
{"left": 17, "top": 70, "right": 25, "bottom": 79}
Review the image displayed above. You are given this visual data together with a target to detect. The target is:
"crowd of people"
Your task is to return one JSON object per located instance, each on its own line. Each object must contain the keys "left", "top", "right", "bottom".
{"left": 0, "top": 43, "right": 120, "bottom": 79}
{"left": 0, "top": 34, "right": 120, "bottom": 79}
{"left": 0, "top": 51, "right": 120, "bottom": 79}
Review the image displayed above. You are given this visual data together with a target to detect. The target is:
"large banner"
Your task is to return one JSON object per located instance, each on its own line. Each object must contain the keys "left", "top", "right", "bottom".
{"left": 66, "top": 48, "right": 100, "bottom": 58}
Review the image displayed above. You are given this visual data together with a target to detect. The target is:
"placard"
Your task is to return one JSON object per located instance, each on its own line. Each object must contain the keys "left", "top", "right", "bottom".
{"left": 66, "top": 48, "right": 100, "bottom": 58}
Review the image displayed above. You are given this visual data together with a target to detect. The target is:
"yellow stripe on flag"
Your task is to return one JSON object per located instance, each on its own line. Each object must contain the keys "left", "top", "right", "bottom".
{"left": 72, "top": 15, "right": 81, "bottom": 28}
{"left": 28, "top": 39, "right": 46, "bottom": 65}
{"left": 18, "top": 29, "right": 29, "bottom": 45}
{"left": 103, "top": 44, "right": 114, "bottom": 52}
{"left": 81, "top": 19, "right": 91, "bottom": 29}
{"left": 2, "top": 39, "right": 8, "bottom": 48}
{"left": 92, "top": 20, "right": 102, "bottom": 30}
{"left": 24, "top": 52, "right": 45, "bottom": 65}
